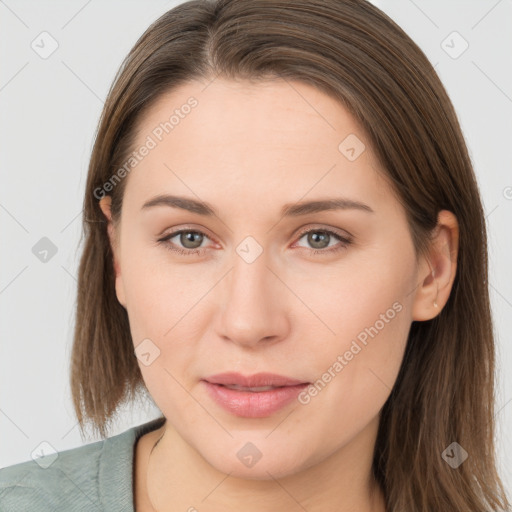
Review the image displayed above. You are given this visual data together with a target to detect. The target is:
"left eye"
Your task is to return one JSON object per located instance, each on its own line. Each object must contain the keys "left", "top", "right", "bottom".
{"left": 294, "top": 228, "right": 352, "bottom": 254}
{"left": 157, "top": 227, "right": 352, "bottom": 256}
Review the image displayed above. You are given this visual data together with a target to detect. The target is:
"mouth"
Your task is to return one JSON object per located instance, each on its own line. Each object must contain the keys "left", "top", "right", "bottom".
{"left": 201, "top": 372, "right": 310, "bottom": 418}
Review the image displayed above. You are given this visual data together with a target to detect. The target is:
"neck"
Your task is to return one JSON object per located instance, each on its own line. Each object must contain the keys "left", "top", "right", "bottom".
{"left": 142, "top": 416, "right": 387, "bottom": 512}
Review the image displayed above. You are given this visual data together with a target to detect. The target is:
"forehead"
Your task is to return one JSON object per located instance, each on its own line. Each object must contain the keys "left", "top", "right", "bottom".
{"left": 123, "top": 77, "right": 392, "bottom": 214}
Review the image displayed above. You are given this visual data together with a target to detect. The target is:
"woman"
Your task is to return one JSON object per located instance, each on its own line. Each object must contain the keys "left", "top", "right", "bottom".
{"left": 1, "top": 0, "right": 509, "bottom": 511}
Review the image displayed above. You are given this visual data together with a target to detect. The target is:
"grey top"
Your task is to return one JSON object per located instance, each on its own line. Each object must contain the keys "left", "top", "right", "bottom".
{"left": 0, "top": 416, "right": 166, "bottom": 512}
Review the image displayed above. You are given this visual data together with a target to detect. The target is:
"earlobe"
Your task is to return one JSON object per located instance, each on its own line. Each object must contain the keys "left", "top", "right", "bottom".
{"left": 424, "top": 262, "right": 440, "bottom": 309}
{"left": 411, "top": 210, "right": 459, "bottom": 321}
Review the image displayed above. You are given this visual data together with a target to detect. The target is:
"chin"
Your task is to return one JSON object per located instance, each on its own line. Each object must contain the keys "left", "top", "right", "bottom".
{"left": 201, "top": 442, "right": 311, "bottom": 481}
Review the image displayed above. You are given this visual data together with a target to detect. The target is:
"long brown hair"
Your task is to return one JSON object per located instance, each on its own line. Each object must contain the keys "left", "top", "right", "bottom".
{"left": 70, "top": 1, "right": 510, "bottom": 510}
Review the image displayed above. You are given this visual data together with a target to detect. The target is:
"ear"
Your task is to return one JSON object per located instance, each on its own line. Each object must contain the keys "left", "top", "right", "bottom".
{"left": 98, "top": 196, "right": 127, "bottom": 308}
{"left": 412, "top": 210, "right": 459, "bottom": 321}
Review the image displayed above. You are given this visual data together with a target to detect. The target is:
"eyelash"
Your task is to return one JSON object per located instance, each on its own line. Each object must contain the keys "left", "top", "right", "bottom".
{"left": 157, "top": 226, "right": 352, "bottom": 257}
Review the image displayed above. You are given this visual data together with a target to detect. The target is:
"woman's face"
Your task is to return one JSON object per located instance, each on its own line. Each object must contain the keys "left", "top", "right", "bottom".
{"left": 106, "top": 77, "right": 424, "bottom": 479}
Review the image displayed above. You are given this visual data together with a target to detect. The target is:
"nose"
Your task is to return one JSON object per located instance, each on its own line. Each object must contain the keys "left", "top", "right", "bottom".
{"left": 215, "top": 247, "right": 290, "bottom": 349}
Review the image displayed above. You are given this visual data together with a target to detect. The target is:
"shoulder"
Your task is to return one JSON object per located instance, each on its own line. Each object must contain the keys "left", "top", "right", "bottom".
{"left": 0, "top": 437, "right": 106, "bottom": 511}
{"left": 0, "top": 416, "right": 165, "bottom": 512}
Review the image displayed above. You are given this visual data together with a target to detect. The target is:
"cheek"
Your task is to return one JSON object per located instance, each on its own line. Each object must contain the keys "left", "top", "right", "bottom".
{"left": 119, "top": 247, "right": 224, "bottom": 402}
{"left": 295, "top": 246, "right": 414, "bottom": 413}
{"left": 291, "top": 302, "right": 409, "bottom": 466}
{"left": 120, "top": 239, "right": 208, "bottom": 336}
{"left": 120, "top": 250, "right": 206, "bottom": 416}
{"left": 297, "top": 247, "right": 412, "bottom": 351}
{"left": 310, "top": 281, "right": 409, "bottom": 398}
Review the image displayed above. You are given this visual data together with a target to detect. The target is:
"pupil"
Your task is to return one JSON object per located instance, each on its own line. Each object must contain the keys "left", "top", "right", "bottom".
{"left": 309, "top": 232, "right": 329, "bottom": 249}
{"left": 182, "top": 231, "right": 202, "bottom": 248}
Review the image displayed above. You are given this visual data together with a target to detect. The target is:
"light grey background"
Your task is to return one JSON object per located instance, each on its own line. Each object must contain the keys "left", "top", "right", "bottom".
{"left": 1, "top": 0, "right": 511, "bottom": 497}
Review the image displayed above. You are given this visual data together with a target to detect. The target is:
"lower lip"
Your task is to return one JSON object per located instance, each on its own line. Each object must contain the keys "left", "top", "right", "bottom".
{"left": 202, "top": 381, "right": 309, "bottom": 418}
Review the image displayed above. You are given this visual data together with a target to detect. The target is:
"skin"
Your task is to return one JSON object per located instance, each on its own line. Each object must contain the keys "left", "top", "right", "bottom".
{"left": 99, "top": 77, "right": 459, "bottom": 512}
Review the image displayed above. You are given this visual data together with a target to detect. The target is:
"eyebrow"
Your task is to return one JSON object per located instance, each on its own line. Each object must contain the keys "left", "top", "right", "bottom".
{"left": 141, "top": 194, "right": 375, "bottom": 217}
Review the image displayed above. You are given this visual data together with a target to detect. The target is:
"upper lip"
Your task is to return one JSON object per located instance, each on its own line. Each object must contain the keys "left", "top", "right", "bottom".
{"left": 204, "top": 372, "right": 308, "bottom": 387}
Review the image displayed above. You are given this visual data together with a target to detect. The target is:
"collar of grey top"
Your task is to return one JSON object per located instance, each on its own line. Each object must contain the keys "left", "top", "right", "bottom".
{"left": 129, "top": 416, "right": 166, "bottom": 509}
{"left": 99, "top": 415, "right": 167, "bottom": 511}
{"left": 84, "top": 415, "right": 167, "bottom": 512}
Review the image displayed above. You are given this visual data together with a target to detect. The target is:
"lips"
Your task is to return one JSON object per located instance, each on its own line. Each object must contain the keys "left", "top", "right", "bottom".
{"left": 203, "top": 372, "right": 308, "bottom": 388}
{"left": 201, "top": 372, "right": 310, "bottom": 418}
